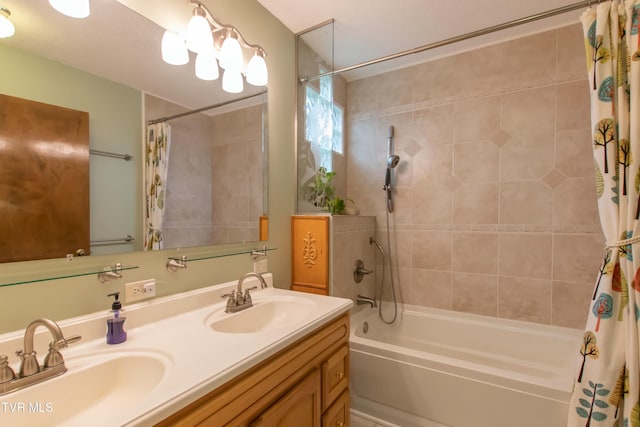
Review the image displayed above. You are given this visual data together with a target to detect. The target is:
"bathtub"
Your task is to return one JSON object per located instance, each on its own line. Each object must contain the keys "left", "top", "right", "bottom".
{"left": 349, "top": 305, "right": 583, "bottom": 427}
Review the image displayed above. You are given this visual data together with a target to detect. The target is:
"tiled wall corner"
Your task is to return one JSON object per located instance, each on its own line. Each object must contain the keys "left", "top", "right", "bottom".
{"left": 331, "top": 216, "right": 377, "bottom": 304}
{"left": 346, "top": 24, "right": 603, "bottom": 328}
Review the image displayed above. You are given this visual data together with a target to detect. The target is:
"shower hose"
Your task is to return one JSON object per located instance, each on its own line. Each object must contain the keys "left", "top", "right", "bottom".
{"left": 371, "top": 208, "right": 398, "bottom": 324}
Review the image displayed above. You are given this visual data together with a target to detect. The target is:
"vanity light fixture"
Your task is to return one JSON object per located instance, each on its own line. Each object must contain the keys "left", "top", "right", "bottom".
{"left": 185, "top": 5, "right": 212, "bottom": 53}
{"left": 222, "top": 69, "right": 243, "bottom": 94}
{"left": 161, "top": 30, "right": 189, "bottom": 65}
{"left": 49, "top": 0, "right": 90, "bottom": 19}
{"left": 160, "top": 0, "right": 268, "bottom": 93}
{"left": 0, "top": 6, "right": 15, "bottom": 38}
{"left": 246, "top": 49, "right": 268, "bottom": 86}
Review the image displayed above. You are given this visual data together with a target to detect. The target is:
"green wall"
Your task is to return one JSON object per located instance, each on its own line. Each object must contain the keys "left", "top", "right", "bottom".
{"left": 0, "top": 0, "right": 295, "bottom": 333}
{"left": 0, "top": 42, "right": 142, "bottom": 255}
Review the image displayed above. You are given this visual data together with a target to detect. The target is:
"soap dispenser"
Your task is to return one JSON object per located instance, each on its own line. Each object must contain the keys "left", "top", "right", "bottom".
{"left": 106, "top": 292, "right": 127, "bottom": 344}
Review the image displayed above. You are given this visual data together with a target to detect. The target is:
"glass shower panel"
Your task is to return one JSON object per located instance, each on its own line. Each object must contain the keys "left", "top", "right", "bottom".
{"left": 296, "top": 21, "right": 347, "bottom": 213}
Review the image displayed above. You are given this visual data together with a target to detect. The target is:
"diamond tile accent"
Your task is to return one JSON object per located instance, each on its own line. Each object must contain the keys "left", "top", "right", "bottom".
{"left": 405, "top": 141, "right": 422, "bottom": 157}
{"left": 542, "top": 168, "right": 568, "bottom": 188}
{"left": 490, "top": 129, "right": 512, "bottom": 147}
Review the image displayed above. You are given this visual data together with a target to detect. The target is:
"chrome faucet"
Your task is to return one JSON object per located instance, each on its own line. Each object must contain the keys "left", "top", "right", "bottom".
{"left": 0, "top": 318, "right": 81, "bottom": 395}
{"left": 356, "top": 295, "right": 377, "bottom": 308}
{"left": 221, "top": 272, "right": 268, "bottom": 313}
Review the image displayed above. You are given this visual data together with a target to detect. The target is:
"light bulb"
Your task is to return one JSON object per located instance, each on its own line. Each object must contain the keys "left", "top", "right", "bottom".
{"left": 222, "top": 70, "right": 243, "bottom": 94}
{"left": 246, "top": 51, "right": 268, "bottom": 86}
{"left": 185, "top": 7, "right": 212, "bottom": 53}
{"left": 0, "top": 7, "right": 15, "bottom": 38}
{"left": 49, "top": 0, "right": 90, "bottom": 19}
{"left": 195, "top": 50, "right": 219, "bottom": 81}
{"left": 219, "top": 31, "right": 243, "bottom": 71}
{"left": 161, "top": 31, "right": 189, "bottom": 66}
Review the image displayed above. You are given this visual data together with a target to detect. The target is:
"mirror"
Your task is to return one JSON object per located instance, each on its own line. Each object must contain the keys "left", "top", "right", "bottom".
{"left": 0, "top": 0, "right": 268, "bottom": 263}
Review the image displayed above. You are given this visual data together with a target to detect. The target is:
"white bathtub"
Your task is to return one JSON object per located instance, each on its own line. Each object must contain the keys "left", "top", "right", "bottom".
{"left": 349, "top": 305, "right": 583, "bottom": 427}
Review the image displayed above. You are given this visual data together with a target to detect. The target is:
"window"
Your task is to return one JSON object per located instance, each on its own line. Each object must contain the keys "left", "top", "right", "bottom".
{"left": 304, "top": 74, "right": 344, "bottom": 171}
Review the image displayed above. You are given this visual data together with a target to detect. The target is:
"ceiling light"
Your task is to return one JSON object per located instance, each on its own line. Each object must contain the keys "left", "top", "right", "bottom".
{"left": 161, "top": 31, "right": 189, "bottom": 66}
{"left": 0, "top": 6, "right": 15, "bottom": 38}
{"left": 222, "top": 70, "right": 243, "bottom": 94}
{"left": 49, "top": 0, "right": 90, "bottom": 19}
{"left": 246, "top": 49, "right": 268, "bottom": 86}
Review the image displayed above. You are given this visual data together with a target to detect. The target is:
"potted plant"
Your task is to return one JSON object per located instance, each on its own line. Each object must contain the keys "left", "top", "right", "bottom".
{"left": 304, "top": 167, "right": 335, "bottom": 209}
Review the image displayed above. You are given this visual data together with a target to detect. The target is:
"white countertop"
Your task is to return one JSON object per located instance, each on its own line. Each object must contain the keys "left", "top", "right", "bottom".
{"left": 0, "top": 274, "right": 353, "bottom": 426}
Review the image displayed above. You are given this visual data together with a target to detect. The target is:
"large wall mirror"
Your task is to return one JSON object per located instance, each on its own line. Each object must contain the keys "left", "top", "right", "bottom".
{"left": 0, "top": 0, "right": 268, "bottom": 265}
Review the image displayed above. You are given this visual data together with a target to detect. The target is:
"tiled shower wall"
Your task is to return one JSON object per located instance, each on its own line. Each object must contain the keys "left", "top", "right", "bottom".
{"left": 146, "top": 94, "right": 213, "bottom": 248}
{"left": 346, "top": 24, "right": 604, "bottom": 329}
{"left": 210, "top": 105, "right": 265, "bottom": 244}
{"left": 145, "top": 95, "right": 264, "bottom": 247}
{"left": 330, "top": 215, "right": 377, "bottom": 303}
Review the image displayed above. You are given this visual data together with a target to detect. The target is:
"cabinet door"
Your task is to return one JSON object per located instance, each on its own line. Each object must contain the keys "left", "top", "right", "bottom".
{"left": 291, "top": 216, "right": 329, "bottom": 293}
{"left": 250, "top": 369, "right": 321, "bottom": 427}
{"left": 321, "top": 390, "right": 350, "bottom": 427}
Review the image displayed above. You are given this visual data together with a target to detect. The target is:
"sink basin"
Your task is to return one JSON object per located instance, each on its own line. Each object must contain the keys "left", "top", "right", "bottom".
{"left": 0, "top": 350, "right": 171, "bottom": 427}
{"left": 208, "top": 297, "right": 318, "bottom": 334}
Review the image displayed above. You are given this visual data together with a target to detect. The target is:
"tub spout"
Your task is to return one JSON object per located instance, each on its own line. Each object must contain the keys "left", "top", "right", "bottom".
{"left": 356, "top": 295, "right": 377, "bottom": 308}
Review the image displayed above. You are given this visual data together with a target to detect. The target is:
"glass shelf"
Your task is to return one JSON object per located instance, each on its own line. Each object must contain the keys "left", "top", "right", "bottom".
{"left": 166, "top": 246, "right": 277, "bottom": 263}
{"left": 0, "top": 265, "right": 140, "bottom": 288}
{"left": 0, "top": 246, "right": 277, "bottom": 288}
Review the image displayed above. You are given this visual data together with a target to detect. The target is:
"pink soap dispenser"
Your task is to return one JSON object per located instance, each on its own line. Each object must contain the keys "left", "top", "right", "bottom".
{"left": 106, "top": 292, "right": 127, "bottom": 344}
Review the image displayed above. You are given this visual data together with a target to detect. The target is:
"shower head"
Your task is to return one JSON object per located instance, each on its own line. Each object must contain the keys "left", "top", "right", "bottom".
{"left": 388, "top": 154, "right": 400, "bottom": 168}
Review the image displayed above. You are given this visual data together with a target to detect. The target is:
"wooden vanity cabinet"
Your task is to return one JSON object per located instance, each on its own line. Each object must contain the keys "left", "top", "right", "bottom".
{"left": 249, "top": 369, "right": 321, "bottom": 427}
{"left": 155, "top": 313, "right": 350, "bottom": 427}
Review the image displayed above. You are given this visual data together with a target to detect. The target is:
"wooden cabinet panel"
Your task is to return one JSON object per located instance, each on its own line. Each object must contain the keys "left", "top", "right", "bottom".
{"left": 250, "top": 369, "right": 321, "bottom": 427}
{"left": 290, "top": 284, "right": 328, "bottom": 295}
{"left": 155, "top": 314, "right": 349, "bottom": 427}
{"left": 291, "top": 216, "right": 329, "bottom": 294}
{"left": 322, "top": 345, "right": 349, "bottom": 411}
{"left": 321, "top": 390, "right": 350, "bottom": 427}
{"left": 259, "top": 215, "right": 268, "bottom": 241}
{"left": 0, "top": 94, "right": 89, "bottom": 262}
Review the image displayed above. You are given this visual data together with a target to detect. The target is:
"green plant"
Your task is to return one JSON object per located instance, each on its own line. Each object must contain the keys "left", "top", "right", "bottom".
{"left": 327, "top": 197, "right": 345, "bottom": 215}
{"left": 304, "top": 167, "right": 336, "bottom": 209}
{"left": 303, "top": 167, "right": 350, "bottom": 215}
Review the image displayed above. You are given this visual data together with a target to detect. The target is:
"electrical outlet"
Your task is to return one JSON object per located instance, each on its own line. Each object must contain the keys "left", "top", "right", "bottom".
{"left": 253, "top": 259, "right": 268, "bottom": 274}
{"left": 125, "top": 279, "right": 156, "bottom": 302}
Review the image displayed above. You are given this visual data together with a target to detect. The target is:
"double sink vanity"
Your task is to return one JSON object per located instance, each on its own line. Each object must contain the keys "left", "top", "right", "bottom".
{"left": 0, "top": 274, "right": 353, "bottom": 426}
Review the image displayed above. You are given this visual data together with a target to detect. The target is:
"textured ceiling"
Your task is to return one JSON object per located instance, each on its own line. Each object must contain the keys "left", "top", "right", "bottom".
{"left": 257, "top": 0, "right": 588, "bottom": 80}
{"left": 1, "top": 0, "right": 589, "bottom": 109}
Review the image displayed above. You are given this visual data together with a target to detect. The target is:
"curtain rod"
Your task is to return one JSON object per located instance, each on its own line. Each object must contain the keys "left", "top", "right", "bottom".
{"left": 299, "top": 0, "right": 594, "bottom": 83}
{"left": 147, "top": 90, "right": 267, "bottom": 125}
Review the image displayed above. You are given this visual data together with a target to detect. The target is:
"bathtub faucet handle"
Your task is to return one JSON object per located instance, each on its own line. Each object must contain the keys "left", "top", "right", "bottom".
{"left": 354, "top": 260, "right": 373, "bottom": 283}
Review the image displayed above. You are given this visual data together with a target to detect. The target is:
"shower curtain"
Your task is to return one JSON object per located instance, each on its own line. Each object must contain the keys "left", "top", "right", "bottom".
{"left": 569, "top": 1, "right": 640, "bottom": 425}
{"left": 143, "top": 123, "right": 171, "bottom": 251}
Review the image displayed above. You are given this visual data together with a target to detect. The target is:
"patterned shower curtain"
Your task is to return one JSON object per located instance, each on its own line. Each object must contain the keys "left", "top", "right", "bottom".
{"left": 569, "top": 1, "right": 640, "bottom": 425}
{"left": 143, "top": 123, "right": 171, "bottom": 251}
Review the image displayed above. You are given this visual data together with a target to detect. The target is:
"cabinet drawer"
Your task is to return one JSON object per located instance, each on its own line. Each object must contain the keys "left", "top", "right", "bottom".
{"left": 322, "top": 345, "right": 349, "bottom": 410}
{"left": 321, "top": 390, "right": 350, "bottom": 427}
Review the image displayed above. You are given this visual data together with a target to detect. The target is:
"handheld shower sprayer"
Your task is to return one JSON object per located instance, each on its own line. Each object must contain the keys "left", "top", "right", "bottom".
{"left": 383, "top": 125, "right": 399, "bottom": 213}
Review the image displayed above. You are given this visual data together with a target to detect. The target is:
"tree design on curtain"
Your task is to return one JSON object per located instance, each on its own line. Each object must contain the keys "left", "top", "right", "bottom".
{"left": 143, "top": 123, "right": 171, "bottom": 251}
{"left": 567, "top": 2, "right": 640, "bottom": 426}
